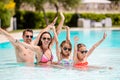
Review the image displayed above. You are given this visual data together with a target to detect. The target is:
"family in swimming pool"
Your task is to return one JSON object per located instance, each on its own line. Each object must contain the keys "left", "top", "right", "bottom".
{"left": 0, "top": 11, "right": 107, "bottom": 68}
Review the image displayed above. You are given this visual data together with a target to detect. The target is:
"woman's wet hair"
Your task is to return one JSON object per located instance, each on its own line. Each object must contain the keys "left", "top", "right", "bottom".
{"left": 60, "top": 40, "right": 72, "bottom": 57}
{"left": 37, "top": 31, "right": 52, "bottom": 48}
{"left": 23, "top": 29, "right": 33, "bottom": 36}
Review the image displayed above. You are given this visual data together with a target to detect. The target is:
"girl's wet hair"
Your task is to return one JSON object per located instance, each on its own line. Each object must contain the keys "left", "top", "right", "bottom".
{"left": 60, "top": 40, "right": 72, "bottom": 48}
{"left": 37, "top": 31, "right": 52, "bottom": 48}
{"left": 77, "top": 43, "right": 86, "bottom": 51}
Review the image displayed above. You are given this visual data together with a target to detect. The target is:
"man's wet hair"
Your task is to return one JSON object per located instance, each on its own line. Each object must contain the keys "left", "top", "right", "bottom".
{"left": 23, "top": 29, "right": 33, "bottom": 36}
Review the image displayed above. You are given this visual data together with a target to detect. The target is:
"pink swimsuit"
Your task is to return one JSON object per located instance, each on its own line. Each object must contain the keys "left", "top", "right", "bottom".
{"left": 39, "top": 54, "right": 53, "bottom": 63}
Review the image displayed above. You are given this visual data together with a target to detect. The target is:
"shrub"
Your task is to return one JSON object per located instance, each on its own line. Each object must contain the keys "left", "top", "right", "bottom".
{"left": 66, "top": 13, "right": 79, "bottom": 27}
{"left": 14, "top": 10, "right": 120, "bottom": 29}
{"left": 0, "top": 2, "right": 11, "bottom": 29}
{"left": 0, "top": 9, "right": 11, "bottom": 29}
{"left": 14, "top": 10, "right": 25, "bottom": 29}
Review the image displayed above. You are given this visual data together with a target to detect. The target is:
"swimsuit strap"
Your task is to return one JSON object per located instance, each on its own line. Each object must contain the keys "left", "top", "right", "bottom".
{"left": 50, "top": 50, "right": 53, "bottom": 61}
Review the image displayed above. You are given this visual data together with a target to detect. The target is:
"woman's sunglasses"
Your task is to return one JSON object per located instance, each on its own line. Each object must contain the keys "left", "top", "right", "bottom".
{"left": 63, "top": 47, "right": 71, "bottom": 51}
{"left": 42, "top": 37, "right": 51, "bottom": 41}
{"left": 26, "top": 35, "right": 33, "bottom": 38}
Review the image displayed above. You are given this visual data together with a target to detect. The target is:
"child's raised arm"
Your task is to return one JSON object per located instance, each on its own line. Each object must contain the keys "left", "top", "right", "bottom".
{"left": 73, "top": 36, "right": 79, "bottom": 64}
{"left": 51, "top": 26, "right": 61, "bottom": 61}
{"left": 86, "top": 32, "right": 107, "bottom": 57}
{"left": 63, "top": 26, "right": 70, "bottom": 41}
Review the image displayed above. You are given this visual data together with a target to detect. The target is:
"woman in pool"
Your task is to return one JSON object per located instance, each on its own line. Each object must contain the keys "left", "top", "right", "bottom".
{"left": 35, "top": 26, "right": 57, "bottom": 65}
{"left": 56, "top": 26, "right": 72, "bottom": 66}
{"left": 73, "top": 32, "right": 107, "bottom": 68}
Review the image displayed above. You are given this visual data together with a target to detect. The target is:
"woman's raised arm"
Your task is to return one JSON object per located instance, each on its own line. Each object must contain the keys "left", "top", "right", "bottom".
{"left": 32, "top": 17, "right": 58, "bottom": 45}
{"left": 56, "top": 11, "right": 65, "bottom": 35}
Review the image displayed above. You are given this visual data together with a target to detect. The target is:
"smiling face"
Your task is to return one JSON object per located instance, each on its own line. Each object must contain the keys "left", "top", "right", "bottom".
{"left": 77, "top": 43, "right": 87, "bottom": 60}
{"left": 38, "top": 32, "right": 52, "bottom": 48}
{"left": 60, "top": 41, "right": 72, "bottom": 58}
{"left": 41, "top": 33, "right": 51, "bottom": 46}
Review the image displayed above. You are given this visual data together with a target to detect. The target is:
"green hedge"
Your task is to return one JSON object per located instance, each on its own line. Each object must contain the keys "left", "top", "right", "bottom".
{"left": 80, "top": 13, "right": 106, "bottom": 22}
{"left": 14, "top": 11, "right": 44, "bottom": 29}
{"left": 0, "top": 9, "right": 11, "bottom": 29}
{"left": 14, "top": 11, "right": 120, "bottom": 29}
{"left": 14, "top": 11, "right": 59, "bottom": 29}
{"left": 105, "top": 14, "right": 120, "bottom": 25}
{"left": 23, "top": 11, "right": 44, "bottom": 29}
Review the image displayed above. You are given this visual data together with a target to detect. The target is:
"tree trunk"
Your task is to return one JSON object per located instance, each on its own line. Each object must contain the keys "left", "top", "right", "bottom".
{"left": 54, "top": 3, "right": 59, "bottom": 18}
{"left": 41, "top": 7, "right": 49, "bottom": 26}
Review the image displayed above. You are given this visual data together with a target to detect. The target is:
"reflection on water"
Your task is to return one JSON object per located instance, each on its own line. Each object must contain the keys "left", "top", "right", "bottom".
{"left": 0, "top": 48, "right": 120, "bottom": 80}
{"left": 0, "top": 62, "right": 119, "bottom": 80}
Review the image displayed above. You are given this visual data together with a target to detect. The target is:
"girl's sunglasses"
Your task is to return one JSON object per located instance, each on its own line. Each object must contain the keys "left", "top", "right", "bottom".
{"left": 78, "top": 50, "right": 88, "bottom": 54}
{"left": 63, "top": 47, "right": 71, "bottom": 51}
{"left": 80, "top": 50, "right": 88, "bottom": 54}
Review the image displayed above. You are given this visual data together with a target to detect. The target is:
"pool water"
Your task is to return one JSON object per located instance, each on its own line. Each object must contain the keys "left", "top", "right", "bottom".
{"left": 0, "top": 30, "right": 120, "bottom": 80}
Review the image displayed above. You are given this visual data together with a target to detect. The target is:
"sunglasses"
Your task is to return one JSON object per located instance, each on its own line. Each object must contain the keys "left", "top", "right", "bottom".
{"left": 63, "top": 47, "right": 71, "bottom": 51}
{"left": 25, "top": 35, "right": 33, "bottom": 38}
{"left": 79, "top": 50, "right": 88, "bottom": 54}
{"left": 42, "top": 37, "right": 51, "bottom": 41}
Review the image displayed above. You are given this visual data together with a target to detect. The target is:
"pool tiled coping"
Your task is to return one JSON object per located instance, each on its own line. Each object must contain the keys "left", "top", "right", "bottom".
{"left": 0, "top": 28, "right": 120, "bottom": 43}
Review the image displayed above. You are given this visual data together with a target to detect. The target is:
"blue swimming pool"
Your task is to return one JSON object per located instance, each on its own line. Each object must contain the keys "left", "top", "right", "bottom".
{"left": 0, "top": 29, "right": 120, "bottom": 80}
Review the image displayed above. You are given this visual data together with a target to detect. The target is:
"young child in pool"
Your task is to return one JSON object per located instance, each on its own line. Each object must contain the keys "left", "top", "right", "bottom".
{"left": 55, "top": 26, "right": 72, "bottom": 66}
{"left": 73, "top": 32, "right": 107, "bottom": 68}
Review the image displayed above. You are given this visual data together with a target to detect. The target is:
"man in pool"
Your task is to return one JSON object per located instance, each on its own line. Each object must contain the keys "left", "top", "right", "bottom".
{"left": 0, "top": 28, "right": 35, "bottom": 63}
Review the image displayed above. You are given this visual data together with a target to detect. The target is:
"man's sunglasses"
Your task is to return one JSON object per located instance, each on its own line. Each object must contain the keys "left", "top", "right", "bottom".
{"left": 42, "top": 37, "right": 51, "bottom": 41}
{"left": 63, "top": 47, "right": 71, "bottom": 51}
{"left": 26, "top": 35, "right": 33, "bottom": 38}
